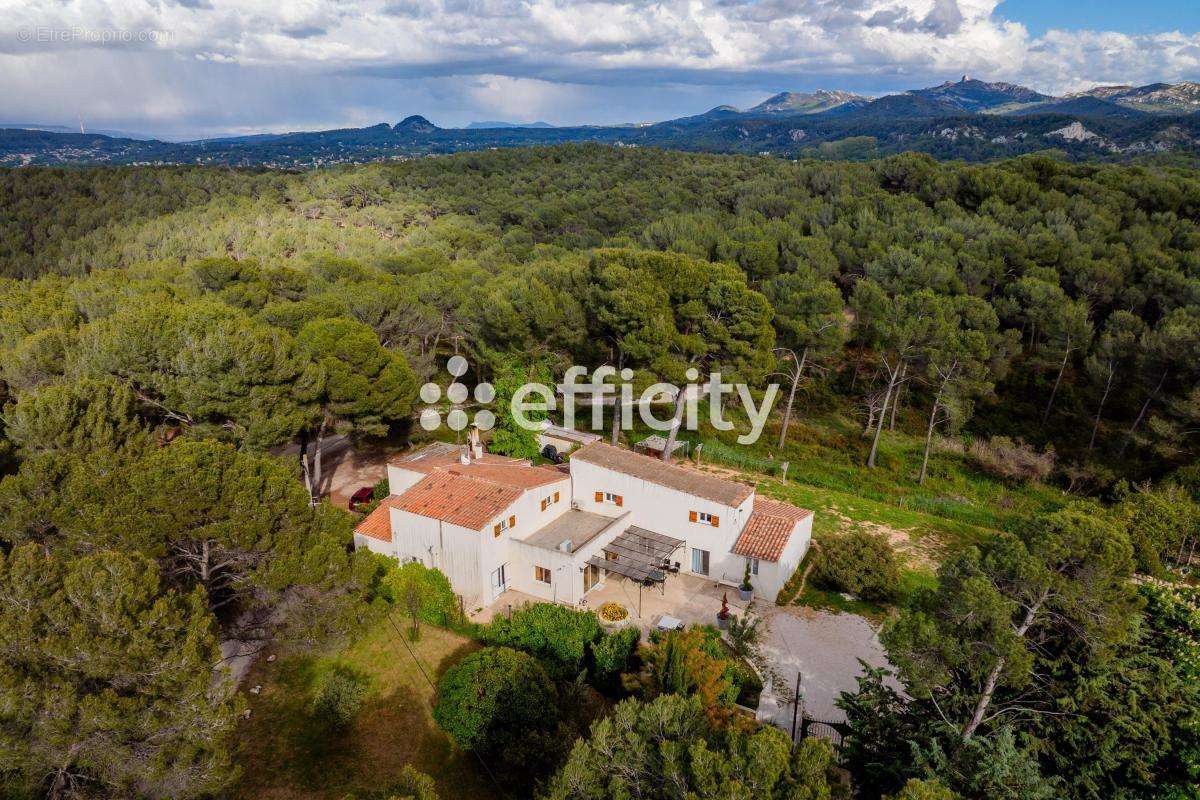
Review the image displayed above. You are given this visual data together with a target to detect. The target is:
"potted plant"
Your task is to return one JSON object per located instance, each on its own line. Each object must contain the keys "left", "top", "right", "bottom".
{"left": 739, "top": 561, "right": 754, "bottom": 601}
{"left": 716, "top": 592, "right": 730, "bottom": 630}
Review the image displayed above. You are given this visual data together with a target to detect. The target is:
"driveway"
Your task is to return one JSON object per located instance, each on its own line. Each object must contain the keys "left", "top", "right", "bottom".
{"left": 758, "top": 605, "right": 895, "bottom": 724}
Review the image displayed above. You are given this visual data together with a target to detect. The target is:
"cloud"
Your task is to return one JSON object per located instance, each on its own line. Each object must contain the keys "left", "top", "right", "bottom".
{"left": 0, "top": 0, "right": 1196, "bottom": 137}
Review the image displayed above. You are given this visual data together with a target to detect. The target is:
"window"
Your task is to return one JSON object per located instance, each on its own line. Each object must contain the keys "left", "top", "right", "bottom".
{"left": 748, "top": 557, "right": 759, "bottom": 576}
{"left": 535, "top": 566, "right": 552, "bottom": 584}
{"left": 493, "top": 515, "right": 515, "bottom": 537}
{"left": 540, "top": 491, "right": 561, "bottom": 511}
{"left": 691, "top": 548, "right": 710, "bottom": 576}
{"left": 688, "top": 510, "right": 720, "bottom": 526}
{"left": 596, "top": 491, "right": 623, "bottom": 506}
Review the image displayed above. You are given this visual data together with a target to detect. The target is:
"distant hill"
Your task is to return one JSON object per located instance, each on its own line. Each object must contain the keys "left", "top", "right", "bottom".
{"left": 1070, "top": 81, "right": 1200, "bottom": 114}
{"left": 1006, "top": 96, "right": 1149, "bottom": 120}
{"left": 394, "top": 115, "right": 438, "bottom": 133}
{"left": 466, "top": 120, "right": 554, "bottom": 129}
{"left": 908, "top": 77, "right": 1054, "bottom": 112}
{"left": 0, "top": 123, "right": 157, "bottom": 141}
{"left": 747, "top": 90, "right": 868, "bottom": 115}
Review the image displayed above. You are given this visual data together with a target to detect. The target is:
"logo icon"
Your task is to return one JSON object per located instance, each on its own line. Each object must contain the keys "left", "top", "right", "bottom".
{"left": 418, "top": 356, "right": 495, "bottom": 432}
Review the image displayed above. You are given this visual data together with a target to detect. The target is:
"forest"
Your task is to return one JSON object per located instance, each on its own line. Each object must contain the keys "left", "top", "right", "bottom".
{"left": 0, "top": 144, "right": 1197, "bottom": 799}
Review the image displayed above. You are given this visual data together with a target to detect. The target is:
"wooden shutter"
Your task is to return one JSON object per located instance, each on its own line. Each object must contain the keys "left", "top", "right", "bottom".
{"left": 553, "top": 491, "right": 560, "bottom": 503}
{"left": 615, "top": 495, "right": 623, "bottom": 507}
{"left": 710, "top": 515, "right": 720, "bottom": 527}
{"left": 541, "top": 499, "right": 548, "bottom": 511}
{"left": 689, "top": 510, "right": 698, "bottom": 523}
{"left": 595, "top": 491, "right": 603, "bottom": 502}
{"left": 508, "top": 515, "right": 516, "bottom": 528}
{"left": 493, "top": 523, "right": 501, "bottom": 537}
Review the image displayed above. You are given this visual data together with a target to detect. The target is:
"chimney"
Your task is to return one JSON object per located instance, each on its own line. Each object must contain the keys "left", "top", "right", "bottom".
{"left": 469, "top": 425, "right": 483, "bottom": 461}
{"left": 459, "top": 446, "right": 470, "bottom": 466}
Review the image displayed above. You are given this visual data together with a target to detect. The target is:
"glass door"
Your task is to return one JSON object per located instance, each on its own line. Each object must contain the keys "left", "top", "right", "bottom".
{"left": 583, "top": 563, "right": 601, "bottom": 594}
{"left": 691, "top": 548, "right": 710, "bottom": 576}
{"left": 491, "top": 563, "right": 507, "bottom": 599}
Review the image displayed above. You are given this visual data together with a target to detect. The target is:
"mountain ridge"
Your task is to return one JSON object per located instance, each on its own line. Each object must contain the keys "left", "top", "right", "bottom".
{"left": 5, "top": 77, "right": 1198, "bottom": 167}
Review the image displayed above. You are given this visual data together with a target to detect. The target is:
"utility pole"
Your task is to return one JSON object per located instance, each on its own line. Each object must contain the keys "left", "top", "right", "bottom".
{"left": 790, "top": 671, "right": 803, "bottom": 744}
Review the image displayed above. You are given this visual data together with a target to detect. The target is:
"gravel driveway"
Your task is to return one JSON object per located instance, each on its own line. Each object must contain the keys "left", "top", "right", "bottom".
{"left": 757, "top": 606, "right": 896, "bottom": 725}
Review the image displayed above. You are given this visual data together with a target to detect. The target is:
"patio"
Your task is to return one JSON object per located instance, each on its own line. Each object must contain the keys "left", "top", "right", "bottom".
{"left": 470, "top": 570, "right": 894, "bottom": 727}
{"left": 581, "top": 571, "right": 750, "bottom": 632}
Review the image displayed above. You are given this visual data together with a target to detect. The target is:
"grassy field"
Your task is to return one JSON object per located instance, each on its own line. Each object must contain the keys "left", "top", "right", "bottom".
{"left": 231, "top": 617, "right": 489, "bottom": 800}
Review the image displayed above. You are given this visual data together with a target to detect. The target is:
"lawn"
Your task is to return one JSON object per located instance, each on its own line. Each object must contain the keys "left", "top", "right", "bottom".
{"left": 230, "top": 617, "right": 489, "bottom": 800}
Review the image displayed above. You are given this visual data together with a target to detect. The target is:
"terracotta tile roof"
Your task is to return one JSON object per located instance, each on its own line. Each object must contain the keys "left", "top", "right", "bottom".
{"left": 732, "top": 497, "right": 813, "bottom": 562}
{"left": 571, "top": 442, "right": 754, "bottom": 507}
{"left": 393, "top": 472, "right": 523, "bottom": 530}
{"left": 354, "top": 498, "right": 399, "bottom": 543}
{"left": 450, "top": 462, "right": 565, "bottom": 490}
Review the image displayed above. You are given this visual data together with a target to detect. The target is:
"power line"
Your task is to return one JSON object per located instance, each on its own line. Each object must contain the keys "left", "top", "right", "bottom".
{"left": 382, "top": 610, "right": 511, "bottom": 799}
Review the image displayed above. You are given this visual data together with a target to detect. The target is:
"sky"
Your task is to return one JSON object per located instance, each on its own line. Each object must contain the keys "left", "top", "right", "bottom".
{"left": 0, "top": 0, "right": 1197, "bottom": 140}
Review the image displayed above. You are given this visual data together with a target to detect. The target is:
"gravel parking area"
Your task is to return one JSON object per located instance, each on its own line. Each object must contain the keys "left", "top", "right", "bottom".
{"left": 758, "top": 606, "right": 896, "bottom": 724}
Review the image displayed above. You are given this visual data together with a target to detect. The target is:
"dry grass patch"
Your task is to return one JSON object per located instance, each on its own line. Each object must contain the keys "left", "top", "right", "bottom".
{"left": 230, "top": 619, "right": 489, "bottom": 800}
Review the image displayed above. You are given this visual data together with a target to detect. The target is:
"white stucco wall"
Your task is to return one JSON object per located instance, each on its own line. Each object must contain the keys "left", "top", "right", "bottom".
{"left": 568, "top": 459, "right": 754, "bottom": 584}
{"left": 746, "top": 514, "right": 813, "bottom": 601}
{"left": 510, "top": 512, "right": 626, "bottom": 606}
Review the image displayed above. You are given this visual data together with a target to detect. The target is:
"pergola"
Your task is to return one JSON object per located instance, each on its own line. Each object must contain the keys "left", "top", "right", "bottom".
{"left": 586, "top": 525, "right": 684, "bottom": 615}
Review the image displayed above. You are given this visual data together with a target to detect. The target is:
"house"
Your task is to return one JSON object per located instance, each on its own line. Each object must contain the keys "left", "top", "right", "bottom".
{"left": 354, "top": 436, "right": 813, "bottom": 608}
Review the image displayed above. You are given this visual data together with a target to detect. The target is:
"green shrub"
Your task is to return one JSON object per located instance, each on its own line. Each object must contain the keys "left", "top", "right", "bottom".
{"left": 384, "top": 561, "right": 459, "bottom": 628}
{"left": 432, "top": 646, "right": 560, "bottom": 781}
{"left": 591, "top": 626, "right": 640, "bottom": 693}
{"left": 311, "top": 663, "right": 369, "bottom": 728}
{"left": 1118, "top": 485, "right": 1200, "bottom": 576}
{"left": 812, "top": 529, "right": 901, "bottom": 602}
{"left": 340, "top": 766, "right": 439, "bottom": 800}
{"left": 480, "top": 602, "right": 602, "bottom": 676}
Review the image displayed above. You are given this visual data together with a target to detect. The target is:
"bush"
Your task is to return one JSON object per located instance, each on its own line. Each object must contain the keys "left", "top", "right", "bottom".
{"left": 968, "top": 436, "right": 1055, "bottom": 482}
{"left": 591, "top": 626, "right": 640, "bottom": 693}
{"left": 480, "top": 602, "right": 602, "bottom": 677}
{"left": 384, "top": 561, "right": 459, "bottom": 629}
{"left": 432, "top": 646, "right": 560, "bottom": 781}
{"left": 812, "top": 529, "right": 901, "bottom": 602}
{"left": 340, "top": 766, "right": 439, "bottom": 800}
{"left": 1118, "top": 485, "right": 1200, "bottom": 575}
{"left": 311, "top": 663, "right": 369, "bottom": 728}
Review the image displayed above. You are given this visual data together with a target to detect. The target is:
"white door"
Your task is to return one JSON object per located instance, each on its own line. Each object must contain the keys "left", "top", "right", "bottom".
{"left": 491, "top": 563, "right": 507, "bottom": 599}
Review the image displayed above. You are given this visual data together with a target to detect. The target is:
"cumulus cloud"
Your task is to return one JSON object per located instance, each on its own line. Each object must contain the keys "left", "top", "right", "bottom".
{"left": 0, "top": 0, "right": 1196, "bottom": 137}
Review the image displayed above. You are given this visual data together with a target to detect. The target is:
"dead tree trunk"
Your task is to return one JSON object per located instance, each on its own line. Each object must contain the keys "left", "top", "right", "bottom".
{"left": 1088, "top": 362, "right": 1115, "bottom": 451}
{"left": 867, "top": 360, "right": 902, "bottom": 468}
{"left": 919, "top": 365, "right": 957, "bottom": 485}
{"left": 1120, "top": 368, "right": 1168, "bottom": 456}
{"left": 777, "top": 348, "right": 808, "bottom": 450}
{"left": 1042, "top": 335, "right": 1074, "bottom": 425}
{"left": 660, "top": 388, "right": 688, "bottom": 463}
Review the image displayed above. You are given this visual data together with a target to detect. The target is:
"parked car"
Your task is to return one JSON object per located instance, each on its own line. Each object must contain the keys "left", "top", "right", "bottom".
{"left": 348, "top": 486, "right": 375, "bottom": 511}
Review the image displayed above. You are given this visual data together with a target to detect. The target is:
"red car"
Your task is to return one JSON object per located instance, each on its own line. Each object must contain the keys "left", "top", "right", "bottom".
{"left": 348, "top": 486, "right": 375, "bottom": 511}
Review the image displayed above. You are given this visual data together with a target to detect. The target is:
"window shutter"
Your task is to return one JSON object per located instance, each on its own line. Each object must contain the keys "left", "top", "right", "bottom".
{"left": 553, "top": 491, "right": 560, "bottom": 503}
{"left": 711, "top": 515, "right": 720, "bottom": 527}
{"left": 689, "top": 510, "right": 698, "bottom": 523}
{"left": 493, "top": 523, "right": 501, "bottom": 537}
{"left": 541, "top": 499, "right": 547, "bottom": 511}
{"left": 595, "top": 491, "right": 603, "bottom": 503}
{"left": 615, "top": 495, "right": 623, "bottom": 507}
{"left": 509, "top": 515, "right": 516, "bottom": 528}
